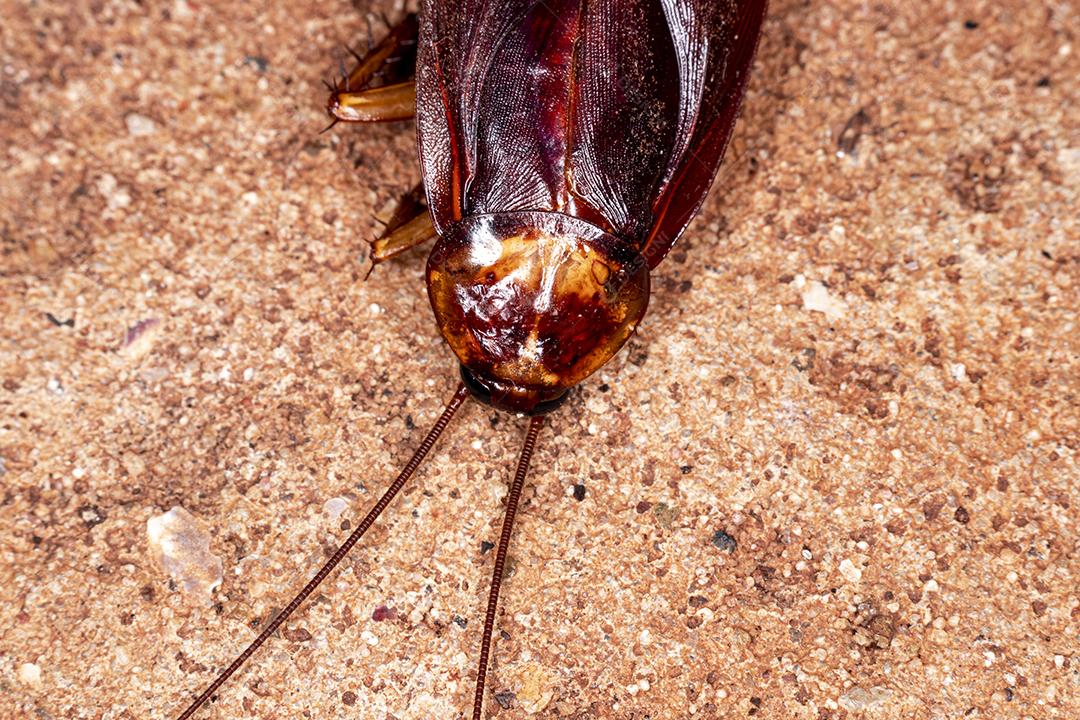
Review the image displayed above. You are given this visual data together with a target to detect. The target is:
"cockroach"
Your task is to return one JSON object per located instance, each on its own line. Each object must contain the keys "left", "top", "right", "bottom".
{"left": 176, "top": 1, "right": 767, "bottom": 717}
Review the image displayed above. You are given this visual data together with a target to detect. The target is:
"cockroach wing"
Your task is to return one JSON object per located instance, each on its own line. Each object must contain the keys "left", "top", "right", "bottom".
{"left": 638, "top": 0, "right": 768, "bottom": 267}
{"left": 415, "top": 0, "right": 575, "bottom": 230}
{"left": 416, "top": 0, "right": 767, "bottom": 267}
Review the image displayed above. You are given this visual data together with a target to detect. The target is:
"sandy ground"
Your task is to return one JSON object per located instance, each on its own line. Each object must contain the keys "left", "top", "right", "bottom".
{"left": 1, "top": 0, "right": 1077, "bottom": 718}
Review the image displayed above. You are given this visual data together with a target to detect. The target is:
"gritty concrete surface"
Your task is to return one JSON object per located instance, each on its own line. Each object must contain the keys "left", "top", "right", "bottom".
{"left": 1, "top": 1, "right": 1077, "bottom": 719}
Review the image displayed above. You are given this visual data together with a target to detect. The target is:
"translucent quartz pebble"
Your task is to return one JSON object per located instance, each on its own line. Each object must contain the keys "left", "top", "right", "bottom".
{"left": 147, "top": 506, "right": 223, "bottom": 606}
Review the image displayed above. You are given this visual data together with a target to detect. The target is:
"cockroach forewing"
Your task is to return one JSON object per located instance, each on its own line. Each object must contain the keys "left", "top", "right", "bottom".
{"left": 641, "top": 0, "right": 769, "bottom": 266}
{"left": 414, "top": 0, "right": 768, "bottom": 265}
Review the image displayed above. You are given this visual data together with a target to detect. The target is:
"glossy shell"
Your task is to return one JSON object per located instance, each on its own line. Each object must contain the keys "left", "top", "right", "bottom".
{"left": 427, "top": 212, "right": 649, "bottom": 412}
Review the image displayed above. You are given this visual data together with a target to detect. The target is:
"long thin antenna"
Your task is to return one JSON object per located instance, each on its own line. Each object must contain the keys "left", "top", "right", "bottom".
{"left": 471, "top": 414, "right": 545, "bottom": 720}
{"left": 176, "top": 383, "right": 469, "bottom": 720}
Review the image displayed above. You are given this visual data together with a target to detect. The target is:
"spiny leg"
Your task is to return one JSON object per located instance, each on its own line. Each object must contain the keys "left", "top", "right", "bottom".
{"left": 322, "top": 17, "right": 430, "bottom": 270}
{"left": 326, "top": 13, "right": 418, "bottom": 124}
{"left": 471, "top": 416, "right": 545, "bottom": 719}
{"left": 344, "top": 12, "right": 417, "bottom": 90}
{"left": 368, "top": 182, "right": 438, "bottom": 275}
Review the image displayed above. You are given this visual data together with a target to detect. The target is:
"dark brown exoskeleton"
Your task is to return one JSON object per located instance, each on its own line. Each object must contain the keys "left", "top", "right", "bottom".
{"left": 176, "top": 1, "right": 767, "bottom": 718}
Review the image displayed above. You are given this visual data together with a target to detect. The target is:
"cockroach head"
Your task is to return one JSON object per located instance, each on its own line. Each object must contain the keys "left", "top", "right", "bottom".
{"left": 426, "top": 211, "right": 649, "bottom": 415}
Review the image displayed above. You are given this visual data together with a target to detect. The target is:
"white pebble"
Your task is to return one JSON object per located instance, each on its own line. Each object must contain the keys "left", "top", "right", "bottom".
{"left": 18, "top": 663, "right": 41, "bottom": 685}
{"left": 801, "top": 281, "right": 847, "bottom": 321}
{"left": 125, "top": 112, "right": 157, "bottom": 136}
{"left": 147, "top": 506, "right": 223, "bottom": 607}
{"left": 839, "top": 686, "right": 892, "bottom": 710}
{"left": 839, "top": 558, "right": 862, "bottom": 583}
{"left": 323, "top": 497, "right": 349, "bottom": 521}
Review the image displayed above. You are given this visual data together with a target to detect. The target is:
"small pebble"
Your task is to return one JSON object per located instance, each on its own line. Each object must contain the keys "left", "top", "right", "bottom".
{"left": 839, "top": 686, "right": 891, "bottom": 710}
{"left": 371, "top": 605, "right": 397, "bottom": 622}
{"left": 147, "top": 506, "right": 223, "bottom": 607}
{"left": 122, "top": 318, "right": 161, "bottom": 359}
{"left": 125, "top": 112, "right": 157, "bottom": 136}
{"left": 839, "top": 558, "right": 862, "bottom": 583}
{"left": 323, "top": 497, "right": 349, "bottom": 521}
{"left": 711, "top": 530, "right": 737, "bottom": 553}
{"left": 18, "top": 662, "right": 41, "bottom": 686}
{"left": 801, "top": 281, "right": 847, "bottom": 321}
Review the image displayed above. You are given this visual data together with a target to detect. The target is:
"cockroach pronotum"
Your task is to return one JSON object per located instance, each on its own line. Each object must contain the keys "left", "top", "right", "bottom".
{"left": 176, "top": 1, "right": 768, "bottom": 717}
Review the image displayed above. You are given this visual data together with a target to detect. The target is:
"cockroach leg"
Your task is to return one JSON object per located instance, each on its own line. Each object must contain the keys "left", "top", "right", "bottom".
{"left": 368, "top": 210, "right": 437, "bottom": 275}
{"left": 345, "top": 12, "right": 417, "bottom": 90}
{"left": 375, "top": 182, "right": 426, "bottom": 232}
{"left": 326, "top": 12, "right": 418, "bottom": 124}
{"left": 367, "top": 183, "right": 437, "bottom": 275}
{"left": 329, "top": 80, "right": 416, "bottom": 123}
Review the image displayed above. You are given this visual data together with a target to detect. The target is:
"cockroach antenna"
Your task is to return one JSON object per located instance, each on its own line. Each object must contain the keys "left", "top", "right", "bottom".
{"left": 175, "top": 387, "right": 547, "bottom": 719}
{"left": 471, "top": 415, "right": 544, "bottom": 719}
{"left": 174, "top": 383, "right": 469, "bottom": 720}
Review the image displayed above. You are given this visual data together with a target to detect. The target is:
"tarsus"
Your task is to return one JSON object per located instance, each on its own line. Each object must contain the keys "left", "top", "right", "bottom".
{"left": 471, "top": 415, "right": 545, "bottom": 720}
{"left": 175, "top": 383, "right": 469, "bottom": 720}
